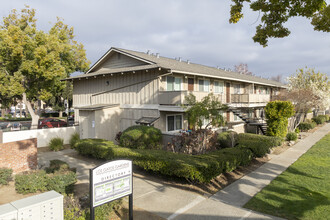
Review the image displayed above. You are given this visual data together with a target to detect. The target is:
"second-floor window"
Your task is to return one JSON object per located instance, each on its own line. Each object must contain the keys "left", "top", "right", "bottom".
{"left": 234, "top": 84, "right": 241, "bottom": 94}
{"left": 167, "top": 76, "right": 182, "bottom": 91}
{"left": 214, "top": 81, "right": 224, "bottom": 93}
{"left": 199, "top": 79, "right": 210, "bottom": 92}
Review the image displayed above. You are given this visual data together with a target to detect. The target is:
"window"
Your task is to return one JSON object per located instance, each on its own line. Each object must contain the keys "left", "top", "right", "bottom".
{"left": 198, "top": 79, "right": 210, "bottom": 92}
{"left": 167, "top": 114, "right": 183, "bottom": 131}
{"left": 167, "top": 76, "right": 182, "bottom": 91}
{"left": 214, "top": 81, "right": 224, "bottom": 93}
{"left": 234, "top": 84, "right": 241, "bottom": 94}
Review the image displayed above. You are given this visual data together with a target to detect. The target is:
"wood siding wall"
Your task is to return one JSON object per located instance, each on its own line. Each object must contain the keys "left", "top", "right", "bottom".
{"left": 73, "top": 70, "right": 161, "bottom": 107}
{"left": 94, "top": 53, "right": 147, "bottom": 72}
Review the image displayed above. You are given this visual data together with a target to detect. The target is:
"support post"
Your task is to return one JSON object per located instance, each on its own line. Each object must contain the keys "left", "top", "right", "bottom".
{"left": 90, "top": 169, "right": 94, "bottom": 220}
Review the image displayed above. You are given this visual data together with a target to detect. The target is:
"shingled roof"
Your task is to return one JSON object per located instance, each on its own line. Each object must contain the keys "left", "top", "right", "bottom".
{"left": 71, "top": 47, "right": 286, "bottom": 88}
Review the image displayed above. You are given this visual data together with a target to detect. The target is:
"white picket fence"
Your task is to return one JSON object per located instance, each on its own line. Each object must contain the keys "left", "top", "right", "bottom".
{"left": 2, "top": 126, "right": 79, "bottom": 148}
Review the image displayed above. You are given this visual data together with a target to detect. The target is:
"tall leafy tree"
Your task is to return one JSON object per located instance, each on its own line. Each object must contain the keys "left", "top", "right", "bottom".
{"left": 230, "top": 0, "right": 330, "bottom": 47}
{"left": 0, "top": 6, "right": 90, "bottom": 128}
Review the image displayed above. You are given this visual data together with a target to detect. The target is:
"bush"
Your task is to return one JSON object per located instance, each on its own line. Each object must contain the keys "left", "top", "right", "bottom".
{"left": 265, "top": 101, "right": 295, "bottom": 138}
{"left": 286, "top": 132, "right": 298, "bottom": 141}
{"left": 15, "top": 170, "right": 48, "bottom": 194}
{"left": 120, "top": 125, "right": 162, "bottom": 149}
{"left": 0, "top": 168, "right": 13, "bottom": 185}
{"left": 15, "top": 161, "right": 77, "bottom": 195}
{"left": 298, "top": 122, "right": 316, "bottom": 131}
{"left": 70, "top": 133, "right": 80, "bottom": 149}
{"left": 76, "top": 139, "right": 253, "bottom": 183}
{"left": 46, "top": 171, "right": 77, "bottom": 194}
{"left": 76, "top": 139, "right": 118, "bottom": 159}
{"left": 217, "top": 131, "right": 238, "bottom": 148}
{"left": 237, "top": 133, "right": 283, "bottom": 157}
{"left": 49, "top": 137, "right": 64, "bottom": 151}
{"left": 312, "top": 115, "right": 327, "bottom": 125}
{"left": 64, "top": 194, "right": 86, "bottom": 220}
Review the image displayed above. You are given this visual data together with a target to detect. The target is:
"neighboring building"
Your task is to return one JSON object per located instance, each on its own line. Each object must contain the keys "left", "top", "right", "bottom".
{"left": 67, "top": 47, "right": 286, "bottom": 141}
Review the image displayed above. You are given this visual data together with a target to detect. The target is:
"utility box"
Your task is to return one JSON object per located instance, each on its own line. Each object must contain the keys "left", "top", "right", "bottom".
{"left": 0, "top": 191, "right": 63, "bottom": 220}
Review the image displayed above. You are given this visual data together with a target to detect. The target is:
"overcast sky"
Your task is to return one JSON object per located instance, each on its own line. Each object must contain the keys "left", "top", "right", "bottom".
{"left": 1, "top": 0, "right": 329, "bottom": 81}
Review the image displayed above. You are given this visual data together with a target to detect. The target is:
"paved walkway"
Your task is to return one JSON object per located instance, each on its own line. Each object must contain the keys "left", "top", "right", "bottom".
{"left": 38, "top": 123, "right": 330, "bottom": 220}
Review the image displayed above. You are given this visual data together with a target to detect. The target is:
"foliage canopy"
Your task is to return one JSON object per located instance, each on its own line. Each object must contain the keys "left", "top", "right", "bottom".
{"left": 230, "top": 0, "right": 330, "bottom": 46}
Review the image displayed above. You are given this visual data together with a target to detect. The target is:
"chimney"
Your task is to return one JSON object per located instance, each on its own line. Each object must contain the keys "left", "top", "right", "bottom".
{"left": 146, "top": 50, "right": 150, "bottom": 55}
{"left": 179, "top": 57, "right": 182, "bottom": 62}
{"left": 156, "top": 53, "right": 159, "bottom": 58}
{"left": 187, "top": 60, "right": 190, "bottom": 64}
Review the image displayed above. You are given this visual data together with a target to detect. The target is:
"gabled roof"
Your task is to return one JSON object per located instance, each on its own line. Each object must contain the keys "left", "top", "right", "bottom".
{"left": 71, "top": 47, "right": 286, "bottom": 88}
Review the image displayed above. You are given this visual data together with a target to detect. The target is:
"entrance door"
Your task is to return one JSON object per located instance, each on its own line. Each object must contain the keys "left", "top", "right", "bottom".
{"left": 79, "top": 110, "right": 95, "bottom": 139}
{"left": 188, "top": 78, "right": 194, "bottom": 91}
{"left": 226, "top": 83, "right": 230, "bottom": 103}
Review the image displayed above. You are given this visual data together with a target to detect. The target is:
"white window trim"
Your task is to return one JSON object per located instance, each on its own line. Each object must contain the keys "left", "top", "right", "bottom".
{"left": 166, "top": 114, "right": 183, "bottom": 132}
{"left": 214, "top": 80, "right": 224, "bottom": 94}
{"left": 166, "top": 76, "right": 182, "bottom": 91}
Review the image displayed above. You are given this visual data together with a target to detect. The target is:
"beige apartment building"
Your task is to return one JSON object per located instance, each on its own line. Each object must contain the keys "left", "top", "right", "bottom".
{"left": 68, "top": 47, "right": 286, "bottom": 141}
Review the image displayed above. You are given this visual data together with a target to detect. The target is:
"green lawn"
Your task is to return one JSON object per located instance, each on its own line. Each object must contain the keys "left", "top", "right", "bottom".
{"left": 244, "top": 133, "right": 330, "bottom": 220}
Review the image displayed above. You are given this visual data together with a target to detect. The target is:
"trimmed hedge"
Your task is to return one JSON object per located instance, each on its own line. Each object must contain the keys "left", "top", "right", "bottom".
{"left": 120, "top": 125, "right": 162, "bottom": 149}
{"left": 217, "top": 131, "right": 238, "bottom": 148}
{"left": 237, "top": 133, "right": 283, "bottom": 157}
{"left": 76, "top": 139, "right": 253, "bottom": 183}
{"left": 0, "top": 168, "right": 13, "bottom": 185}
{"left": 298, "top": 122, "right": 316, "bottom": 131}
{"left": 312, "top": 115, "right": 327, "bottom": 125}
{"left": 15, "top": 160, "right": 77, "bottom": 194}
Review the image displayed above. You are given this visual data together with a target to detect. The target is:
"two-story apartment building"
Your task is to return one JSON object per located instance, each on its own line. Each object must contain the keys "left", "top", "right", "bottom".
{"left": 67, "top": 47, "right": 286, "bottom": 141}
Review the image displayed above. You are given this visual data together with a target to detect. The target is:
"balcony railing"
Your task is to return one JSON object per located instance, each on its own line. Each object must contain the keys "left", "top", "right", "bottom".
{"left": 158, "top": 91, "right": 224, "bottom": 105}
{"left": 231, "top": 94, "right": 270, "bottom": 103}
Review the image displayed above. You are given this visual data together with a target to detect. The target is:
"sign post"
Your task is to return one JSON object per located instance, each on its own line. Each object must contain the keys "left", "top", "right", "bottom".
{"left": 90, "top": 160, "right": 133, "bottom": 220}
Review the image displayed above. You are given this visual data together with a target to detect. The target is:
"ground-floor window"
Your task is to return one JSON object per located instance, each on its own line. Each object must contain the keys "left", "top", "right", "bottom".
{"left": 166, "top": 114, "right": 183, "bottom": 131}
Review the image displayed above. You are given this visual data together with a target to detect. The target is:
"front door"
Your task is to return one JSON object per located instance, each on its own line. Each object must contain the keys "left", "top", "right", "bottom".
{"left": 226, "top": 83, "right": 230, "bottom": 103}
{"left": 188, "top": 78, "right": 194, "bottom": 91}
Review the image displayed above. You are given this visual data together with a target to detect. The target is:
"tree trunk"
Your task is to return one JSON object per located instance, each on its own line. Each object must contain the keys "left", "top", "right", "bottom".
{"left": 23, "top": 93, "right": 39, "bottom": 129}
{"left": 1, "top": 109, "right": 5, "bottom": 118}
{"left": 59, "top": 110, "right": 63, "bottom": 118}
{"left": 19, "top": 101, "right": 22, "bottom": 118}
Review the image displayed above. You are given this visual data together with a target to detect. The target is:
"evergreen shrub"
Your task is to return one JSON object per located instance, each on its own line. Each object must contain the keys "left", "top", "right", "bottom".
{"left": 0, "top": 168, "right": 13, "bottom": 185}
{"left": 120, "top": 125, "right": 162, "bottom": 149}
{"left": 286, "top": 132, "right": 298, "bottom": 141}
{"left": 217, "top": 131, "right": 238, "bottom": 148}
{"left": 69, "top": 132, "right": 80, "bottom": 149}
{"left": 264, "top": 101, "right": 295, "bottom": 138}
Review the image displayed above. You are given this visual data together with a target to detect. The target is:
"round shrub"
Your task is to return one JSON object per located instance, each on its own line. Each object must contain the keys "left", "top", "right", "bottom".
{"left": 217, "top": 131, "right": 238, "bottom": 148}
{"left": 69, "top": 132, "right": 80, "bottom": 149}
{"left": 49, "top": 137, "right": 64, "bottom": 151}
{"left": 286, "top": 132, "right": 298, "bottom": 141}
{"left": 120, "top": 125, "right": 162, "bottom": 149}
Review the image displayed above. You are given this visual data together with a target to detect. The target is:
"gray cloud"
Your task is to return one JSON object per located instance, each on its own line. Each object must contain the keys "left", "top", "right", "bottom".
{"left": 1, "top": 0, "right": 329, "bottom": 79}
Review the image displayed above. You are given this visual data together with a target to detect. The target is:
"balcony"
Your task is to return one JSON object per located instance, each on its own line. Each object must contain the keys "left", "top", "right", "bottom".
{"left": 231, "top": 94, "right": 270, "bottom": 103}
{"left": 158, "top": 91, "right": 224, "bottom": 105}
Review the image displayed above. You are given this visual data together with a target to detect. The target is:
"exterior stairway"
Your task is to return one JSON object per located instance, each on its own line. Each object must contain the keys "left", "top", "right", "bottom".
{"left": 230, "top": 108, "right": 268, "bottom": 135}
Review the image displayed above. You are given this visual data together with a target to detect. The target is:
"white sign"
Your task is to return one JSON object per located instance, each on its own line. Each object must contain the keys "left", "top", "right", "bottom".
{"left": 92, "top": 160, "right": 132, "bottom": 207}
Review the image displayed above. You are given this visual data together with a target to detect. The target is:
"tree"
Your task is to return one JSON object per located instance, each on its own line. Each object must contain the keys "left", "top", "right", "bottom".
{"left": 270, "top": 74, "right": 283, "bottom": 83}
{"left": 275, "top": 68, "right": 330, "bottom": 129}
{"left": 230, "top": 0, "right": 330, "bottom": 47}
{"left": 184, "top": 93, "right": 228, "bottom": 130}
{"left": 287, "top": 68, "right": 330, "bottom": 113}
{"left": 234, "top": 63, "right": 252, "bottom": 75}
{"left": 0, "top": 6, "right": 90, "bottom": 128}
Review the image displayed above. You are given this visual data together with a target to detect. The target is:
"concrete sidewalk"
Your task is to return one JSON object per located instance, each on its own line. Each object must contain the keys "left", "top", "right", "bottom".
{"left": 38, "top": 123, "right": 330, "bottom": 220}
